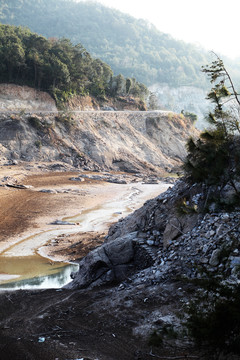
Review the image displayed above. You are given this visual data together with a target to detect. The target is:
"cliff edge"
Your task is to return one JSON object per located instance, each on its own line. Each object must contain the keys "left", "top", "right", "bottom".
{"left": 0, "top": 85, "right": 198, "bottom": 173}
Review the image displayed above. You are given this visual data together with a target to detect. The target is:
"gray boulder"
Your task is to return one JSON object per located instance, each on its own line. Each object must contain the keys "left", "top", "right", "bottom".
{"left": 66, "top": 232, "right": 154, "bottom": 289}
{"left": 209, "top": 249, "right": 221, "bottom": 267}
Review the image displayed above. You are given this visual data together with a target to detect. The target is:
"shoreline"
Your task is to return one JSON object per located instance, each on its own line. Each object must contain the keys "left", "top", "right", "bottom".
{"left": 0, "top": 167, "right": 171, "bottom": 284}
{"left": 0, "top": 181, "right": 171, "bottom": 258}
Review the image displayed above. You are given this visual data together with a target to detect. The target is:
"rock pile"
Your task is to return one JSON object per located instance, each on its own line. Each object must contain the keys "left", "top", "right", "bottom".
{"left": 69, "top": 172, "right": 171, "bottom": 185}
{"left": 68, "top": 179, "right": 240, "bottom": 289}
{"left": 160, "top": 211, "right": 240, "bottom": 281}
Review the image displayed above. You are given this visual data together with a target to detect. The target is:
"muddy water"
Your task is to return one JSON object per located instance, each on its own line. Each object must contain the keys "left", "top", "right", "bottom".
{"left": 0, "top": 256, "right": 78, "bottom": 290}
{"left": 0, "top": 182, "right": 171, "bottom": 290}
{"left": 0, "top": 228, "right": 82, "bottom": 290}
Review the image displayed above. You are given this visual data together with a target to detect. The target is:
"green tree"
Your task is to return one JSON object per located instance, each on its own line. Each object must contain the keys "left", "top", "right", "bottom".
{"left": 0, "top": 0, "right": 220, "bottom": 87}
{"left": 0, "top": 23, "right": 148, "bottom": 107}
{"left": 148, "top": 92, "right": 159, "bottom": 110}
{"left": 202, "top": 54, "right": 240, "bottom": 134}
{"left": 126, "top": 78, "right": 132, "bottom": 95}
{"left": 184, "top": 55, "right": 240, "bottom": 198}
{"left": 0, "top": 26, "right": 25, "bottom": 81}
{"left": 26, "top": 34, "right": 50, "bottom": 88}
{"left": 111, "top": 74, "right": 126, "bottom": 96}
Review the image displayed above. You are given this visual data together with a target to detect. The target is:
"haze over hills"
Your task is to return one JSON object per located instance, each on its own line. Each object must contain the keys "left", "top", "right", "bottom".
{"left": 0, "top": 0, "right": 211, "bottom": 87}
{"left": 1, "top": 0, "right": 240, "bottom": 124}
{"left": 0, "top": 23, "right": 148, "bottom": 109}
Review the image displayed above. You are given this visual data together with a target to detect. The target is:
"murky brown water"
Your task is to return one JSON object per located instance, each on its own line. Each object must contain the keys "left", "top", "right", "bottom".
{"left": 0, "top": 255, "right": 78, "bottom": 290}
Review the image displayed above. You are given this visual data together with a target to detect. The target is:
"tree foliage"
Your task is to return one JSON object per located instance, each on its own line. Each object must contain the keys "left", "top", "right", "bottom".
{"left": 186, "top": 282, "right": 240, "bottom": 355}
{"left": 184, "top": 58, "right": 240, "bottom": 357}
{"left": 0, "top": 24, "right": 148, "bottom": 104}
{"left": 0, "top": 0, "right": 216, "bottom": 87}
{"left": 184, "top": 55, "right": 240, "bottom": 197}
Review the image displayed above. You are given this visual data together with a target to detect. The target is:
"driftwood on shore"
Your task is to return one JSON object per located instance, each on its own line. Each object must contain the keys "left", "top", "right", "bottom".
{"left": 6, "top": 183, "right": 32, "bottom": 189}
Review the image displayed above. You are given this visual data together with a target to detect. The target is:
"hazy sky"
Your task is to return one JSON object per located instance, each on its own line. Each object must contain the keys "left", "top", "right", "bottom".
{"left": 79, "top": 0, "right": 240, "bottom": 59}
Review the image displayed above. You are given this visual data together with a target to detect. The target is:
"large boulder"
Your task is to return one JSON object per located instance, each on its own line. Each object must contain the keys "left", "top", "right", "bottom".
{"left": 66, "top": 232, "right": 154, "bottom": 289}
{"left": 163, "top": 213, "right": 198, "bottom": 248}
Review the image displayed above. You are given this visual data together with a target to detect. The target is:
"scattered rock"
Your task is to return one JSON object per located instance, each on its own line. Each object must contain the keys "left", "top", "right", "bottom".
{"left": 50, "top": 220, "right": 76, "bottom": 225}
{"left": 69, "top": 177, "right": 85, "bottom": 182}
{"left": 40, "top": 189, "right": 57, "bottom": 193}
{"left": 209, "top": 249, "right": 221, "bottom": 266}
{"left": 6, "top": 183, "right": 33, "bottom": 189}
{"left": 163, "top": 217, "right": 183, "bottom": 247}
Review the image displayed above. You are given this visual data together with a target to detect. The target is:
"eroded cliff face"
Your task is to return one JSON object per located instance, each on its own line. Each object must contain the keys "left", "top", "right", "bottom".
{"left": 0, "top": 84, "right": 146, "bottom": 112}
{"left": 0, "top": 84, "right": 198, "bottom": 173}
{"left": 0, "top": 84, "right": 57, "bottom": 112}
{"left": 0, "top": 111, "right": 198, "bottom": 173}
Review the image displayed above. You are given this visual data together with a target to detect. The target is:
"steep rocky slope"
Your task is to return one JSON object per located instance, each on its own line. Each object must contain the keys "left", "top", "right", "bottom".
{"left": 0, "top": 86, "right": 198, "bottom": 173}
{"left": 70, "top": 176, "right": 240, "bottom": 290}
{"left": 0, "top": 111, "right": 196, "bottom": 173}
{"left": 66, "top": 178, "right": 240, "bottom": 358}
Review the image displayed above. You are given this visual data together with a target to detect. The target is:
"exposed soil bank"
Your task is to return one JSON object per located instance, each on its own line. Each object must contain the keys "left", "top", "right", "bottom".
{"left": 0, "top": 108, "right": 198, "bottom": 174}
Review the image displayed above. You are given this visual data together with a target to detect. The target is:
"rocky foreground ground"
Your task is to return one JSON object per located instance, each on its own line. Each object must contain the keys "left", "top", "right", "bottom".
{"left": 1, "top": 172, "right": 240, "bottom": 359}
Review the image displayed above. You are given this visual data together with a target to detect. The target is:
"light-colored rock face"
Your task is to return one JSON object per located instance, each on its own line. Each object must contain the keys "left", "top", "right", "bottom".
{"left": 0, "top": 111, "right": 198, "bottom": 172}
{"left": 149, "top": 83, "right": 211, "bottom": 129}
{"left": 0, "top": 84, "right": 198, "bottom": 171}
{"left": 0, "top": 84, "right": 57, "bottom": 112}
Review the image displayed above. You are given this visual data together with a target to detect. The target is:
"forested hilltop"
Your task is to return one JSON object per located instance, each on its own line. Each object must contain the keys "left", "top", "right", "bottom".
{"left": 0, "top": 23, "right": 148, "bottom": 105}
{"left": 0, "top": 0, "right": 214, "bottom": 87}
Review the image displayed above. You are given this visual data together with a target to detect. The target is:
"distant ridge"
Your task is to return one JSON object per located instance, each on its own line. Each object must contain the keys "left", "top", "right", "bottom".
{"left": 0, "top": 0, "right": 212, "bottom": 87}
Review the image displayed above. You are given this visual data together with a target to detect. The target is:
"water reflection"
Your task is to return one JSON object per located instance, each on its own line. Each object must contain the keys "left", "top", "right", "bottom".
{"left": 0, "top": 255, "right": 79, "bottom": 290}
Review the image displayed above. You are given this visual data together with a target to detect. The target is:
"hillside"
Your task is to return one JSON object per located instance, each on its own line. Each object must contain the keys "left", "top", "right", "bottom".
{"left": 0, "top": 52, "right": 240, "bottom": 360}
{"left": 0, "top": 23, "right": 148, "bottom": 107}
{"left": 0, "top": 0, "right": 211, "bottom": 87}
{"left": 0, "top": 85, "right": 198, "bottom": 173}
{"left": 3, "top": 0, "right": 240, "bottom": 126}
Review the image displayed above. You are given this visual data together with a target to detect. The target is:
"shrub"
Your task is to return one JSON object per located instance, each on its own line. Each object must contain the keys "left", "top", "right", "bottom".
{"left": 28, "top": 116, "right": 42, "bottom": 130}
{"left": 34, "top": 140, "right": 42, "bottom": 149}
{"left": 55, "top": 111, "right": 76, "bottom": 128}
{"left": 186, "top": 284, "right": 240, "bottom": 354}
